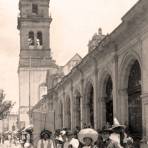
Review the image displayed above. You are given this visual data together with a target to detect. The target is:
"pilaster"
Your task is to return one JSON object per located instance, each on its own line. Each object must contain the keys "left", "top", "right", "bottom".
{"left": 141, "top": 31, "right": 148, "bottom": 139}
{"left": 112, "top": 47, "right": 120, "bottom": 121}
{"left": 62, "top": 88, "right": 66, "bottom": 128}
{"left": 90, "top": 55, "right": 99, "bottom": 129}
{"left": 76, "top": 67, "right": 84, "bottom": 129}
{"left": 70, "top": 79, "right": 74, "bottom": 129}
{"left": 141, "top": 93, "right": 148, "bottom": 140}
{"left": 118, "top": 88, "right": 128, "bottom": 124}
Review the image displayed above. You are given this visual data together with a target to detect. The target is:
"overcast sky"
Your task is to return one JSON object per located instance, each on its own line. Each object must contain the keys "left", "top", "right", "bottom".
{"left": 0, "top": 0, "right": 138, "bottom": 111}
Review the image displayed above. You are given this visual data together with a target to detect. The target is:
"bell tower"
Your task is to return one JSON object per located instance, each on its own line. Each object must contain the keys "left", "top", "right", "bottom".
{"left": 18, "top": 0, "right": 52, "bottom": 54}
{"left": 17, "top": 0, "right": 57, "bottom": 127}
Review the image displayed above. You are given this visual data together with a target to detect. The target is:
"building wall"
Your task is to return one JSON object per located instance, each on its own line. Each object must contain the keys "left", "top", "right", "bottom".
{"left": 42, "top": 0, "right": 148, "bottom": 140}
{"left": 19, "top": 66, "right": 58, "bottom": 126}
{"left": 29, "top": 0, "right": 148, "bottom": 143}
{"left": 19, "top": 68, "right": 49, "bottom": 106}
{"left": 18, "top": 67, "right": 48, "bottom": 126}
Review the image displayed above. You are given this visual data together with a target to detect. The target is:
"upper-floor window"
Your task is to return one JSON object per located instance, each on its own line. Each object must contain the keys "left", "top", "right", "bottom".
{"left": 32, "top": 4, "right": 38, "bottom": 15}
{"left": 37, "top": 31, "right": 43, "bottom": 46}
{"left": 28, "top": 31, "right": 35, "bottom": 46}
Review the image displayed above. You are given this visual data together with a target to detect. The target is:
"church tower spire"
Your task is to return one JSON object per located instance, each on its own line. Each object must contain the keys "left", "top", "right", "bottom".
{"left": 17, "top": 0, "right": 57, "bottom": 127}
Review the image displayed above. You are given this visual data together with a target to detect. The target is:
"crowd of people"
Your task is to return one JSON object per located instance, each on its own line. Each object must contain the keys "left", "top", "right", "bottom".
{"left": 16, "top": 118, "right": 138, "bottom": 148}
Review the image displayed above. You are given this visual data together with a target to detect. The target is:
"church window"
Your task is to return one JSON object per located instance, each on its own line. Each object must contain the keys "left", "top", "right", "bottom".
{"left": 28, "top": 31, "right": 35, "bottom": 46}
{"left": 32, "top": 4, "right": 38, "bottom": 15}
{"left": 37, "top": 31, "right": 43, "bottom": 46}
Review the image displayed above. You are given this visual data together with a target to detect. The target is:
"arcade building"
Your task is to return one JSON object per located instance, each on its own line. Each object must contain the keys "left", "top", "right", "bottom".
{"left": 17, "top": 0, "right": 148, "bottom": 146}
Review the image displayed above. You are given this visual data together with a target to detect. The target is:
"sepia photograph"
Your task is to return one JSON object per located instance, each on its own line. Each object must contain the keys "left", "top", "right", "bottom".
{"left": 0, "top": 0, "right": 147, "bottom": 147}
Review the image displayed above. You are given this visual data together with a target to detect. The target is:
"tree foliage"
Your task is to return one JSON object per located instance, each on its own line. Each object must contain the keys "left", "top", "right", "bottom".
{"left": 0, "top": 90, "right": 14, "bottom": 120}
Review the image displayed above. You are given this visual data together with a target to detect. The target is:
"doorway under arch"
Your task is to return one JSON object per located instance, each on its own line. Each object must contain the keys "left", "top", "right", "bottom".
{"left": 128, "top": 60, "right": 142, "bottom": 139}
{"left": 65, "top": 97, "right": 71, "bottom": 129}
{"left": 74, "top": 91, "right": 81, "bottom": 128}
{"left": 85, "top": 82, "right": 94, "bottom": 128}
{"left": 104, "top": 76, "right": 113, "bottom": 126}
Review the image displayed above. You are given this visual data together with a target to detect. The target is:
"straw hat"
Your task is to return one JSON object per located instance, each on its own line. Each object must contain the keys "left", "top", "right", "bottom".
{"left": 60, "top": 130, "right": 66, "bottom": 136}
{"left": 23, "top": 124, "right": 34, "bottom": 132}
{"left": 110, "top": 118, "right": 125, "bottom": 132}
{"left": 78, "top": 128, "right": 98, "bottom": 144}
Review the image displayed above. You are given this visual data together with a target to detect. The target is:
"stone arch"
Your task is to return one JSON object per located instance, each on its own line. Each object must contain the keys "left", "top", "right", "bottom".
{"left": 99, "top": 70, "right": 113, "bottom": 127}
{"left": 119, "top": 52, "right": 142, "bottom": 140}
{"left": 84, "top": 81, "right": 94, "bottom": 128}
{"left": 73, "top": 89, "right": 81, "bottom": 128}
{"left": 119, "top": 51, "right": 142, "bottom": 89}
{"left": 64, "top": 96, "right": 71, "bottom": 129}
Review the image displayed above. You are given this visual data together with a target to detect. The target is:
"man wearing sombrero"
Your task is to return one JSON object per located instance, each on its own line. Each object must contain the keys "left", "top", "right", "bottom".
{"left": 23, "top": 124, "right": 34, "bottom": 148}
{"left": 78, "top": 128, "right": 98, "bottom": 148}
{"left": 37, "top": 129, "right": 54, "bottom": 148}
{"left": 106, "top": 118, "right": 127, "bottom": 148}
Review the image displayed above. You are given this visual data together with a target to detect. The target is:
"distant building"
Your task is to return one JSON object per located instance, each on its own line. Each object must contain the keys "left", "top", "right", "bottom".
{"left": 7, "top": 112, "right": 18, "bottom": 131}
{"left": 0, "top": 112, "right": 18, "bottom": 133}
{"left": 63, "top": 54, "right": 82, "bottom": 75}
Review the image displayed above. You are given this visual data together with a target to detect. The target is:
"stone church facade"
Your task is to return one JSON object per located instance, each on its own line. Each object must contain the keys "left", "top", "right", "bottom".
{"left": 29, "top": 0, "right": 148, "bottom": 143}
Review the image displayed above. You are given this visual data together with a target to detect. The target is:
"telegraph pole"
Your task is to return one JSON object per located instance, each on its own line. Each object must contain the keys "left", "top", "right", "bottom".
{"left": 29, "top": 56, "right": 31, "bottom": 124}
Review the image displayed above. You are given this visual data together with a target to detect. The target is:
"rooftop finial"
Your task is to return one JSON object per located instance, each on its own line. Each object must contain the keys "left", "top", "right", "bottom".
{"left": 98, "top": 28, "right": 102, "bottom": 35}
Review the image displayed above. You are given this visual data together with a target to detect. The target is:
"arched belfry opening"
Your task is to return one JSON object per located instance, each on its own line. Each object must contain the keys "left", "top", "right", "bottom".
{"left": 74, "top": 91, "right": 81, "bottom": 128}
{"left": 28, "top": 31, "right": 35, "bottom": 46}
{"left": 65, "top": 97, "right": 71, "bottom": 129}
{"left": 37, "top": 31, "right": 43, "bottom": 46}
{"left": 128, "top": 60, "right": 142, "bottom": 139}
{"left": 104, "top": 76, "right": 113, "bottom": 126}
{"left": 85, "top": 82, "right": 94, "bottom": 128}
